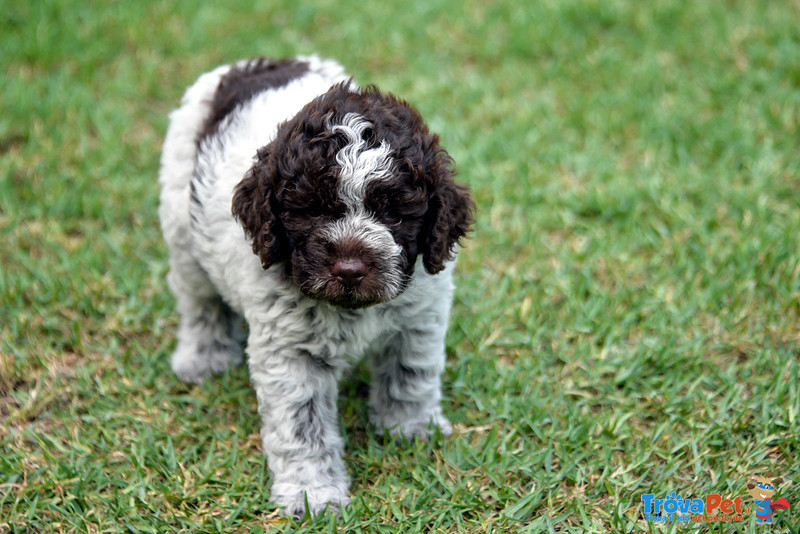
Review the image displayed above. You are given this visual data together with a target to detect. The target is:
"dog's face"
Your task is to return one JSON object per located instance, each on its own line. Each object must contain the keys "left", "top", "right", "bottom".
{"left": 232, "top": 83, "right": 474, "bottom": 309}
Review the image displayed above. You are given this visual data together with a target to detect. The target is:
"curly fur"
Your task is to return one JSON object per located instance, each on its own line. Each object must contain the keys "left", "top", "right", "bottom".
{"left": 158, "top": 55, "right": 474, "bottom": 518}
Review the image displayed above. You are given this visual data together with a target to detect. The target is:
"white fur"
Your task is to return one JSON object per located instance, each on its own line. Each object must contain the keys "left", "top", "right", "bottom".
{"left": 331, "top": 112, "right": 394, "bottom": 208}
{"left": 323, "top": 113, "right": 403, "bottom": 299}
{"left": 158, "top": 56, "right": 455, "bottom": 518}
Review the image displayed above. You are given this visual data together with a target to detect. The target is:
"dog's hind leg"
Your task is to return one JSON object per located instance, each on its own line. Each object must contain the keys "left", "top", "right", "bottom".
{"left": 157, "top": 63, "right": 245, "bottom": 384}
{"left": 170, "top": 290, "right": 245, "bottom": 385}
{"left": 161, "top": 194, "right": 246, "bottom": 383}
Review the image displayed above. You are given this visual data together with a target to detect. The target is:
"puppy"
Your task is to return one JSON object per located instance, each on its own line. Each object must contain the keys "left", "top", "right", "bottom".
{"left": 158, "top": 55, "right": 474, "bottom": 517}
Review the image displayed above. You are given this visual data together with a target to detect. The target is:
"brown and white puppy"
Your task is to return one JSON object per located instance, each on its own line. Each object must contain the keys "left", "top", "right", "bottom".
{"left": 158, "top": 55, "right": 474, "bottom": 518}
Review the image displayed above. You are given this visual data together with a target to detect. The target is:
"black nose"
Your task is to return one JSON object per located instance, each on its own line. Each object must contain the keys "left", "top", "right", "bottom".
{"left": 332, "top": 259, "right": 368, "bottom": 288}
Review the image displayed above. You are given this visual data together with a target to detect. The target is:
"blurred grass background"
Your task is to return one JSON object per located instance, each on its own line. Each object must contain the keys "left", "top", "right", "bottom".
{"left": 1, "top": 0, "right": 799, "bottom": 532}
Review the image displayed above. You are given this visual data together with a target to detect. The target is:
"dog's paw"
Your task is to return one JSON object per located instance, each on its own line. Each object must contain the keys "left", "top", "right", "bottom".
{"left": 170, "top": 339, "right": 243, "bottom": 384}
{"left": 397, "top": 414, "right": 453, "bottom": 444}
{"left": 279, "top": 488, "right": 351, "bottom": 521}
{"left": 376, "top": 408, "right": 453, "bottom": 444}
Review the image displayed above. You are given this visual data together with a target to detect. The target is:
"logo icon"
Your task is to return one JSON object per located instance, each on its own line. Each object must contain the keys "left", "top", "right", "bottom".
{"left": 640, "top": 474, "right": 792, "bottom": 525}
{"left": 746, "top": 475, "right": 790, "bottom": 524}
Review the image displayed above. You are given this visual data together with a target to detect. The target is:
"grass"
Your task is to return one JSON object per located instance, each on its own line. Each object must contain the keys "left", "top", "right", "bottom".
{"left": 2, "top": 0, "right": 799, "bottom": 532}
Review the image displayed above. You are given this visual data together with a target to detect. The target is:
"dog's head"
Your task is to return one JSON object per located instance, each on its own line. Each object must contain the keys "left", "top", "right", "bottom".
{"left": 232, "top": 82, "right": 474, "bottom": 309}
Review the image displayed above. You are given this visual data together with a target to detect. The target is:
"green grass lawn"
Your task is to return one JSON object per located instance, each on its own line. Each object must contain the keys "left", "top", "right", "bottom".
{"left": 2, "top": 0, "right": 799, "bottom": 532}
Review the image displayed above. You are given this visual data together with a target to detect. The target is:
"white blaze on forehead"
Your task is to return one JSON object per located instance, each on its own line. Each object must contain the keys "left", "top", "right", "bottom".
{"left": 324, "top": 113, "right": 403, "bottom": 265}
{"left": 330, "top": 113, "right": 393, "bottom": 211}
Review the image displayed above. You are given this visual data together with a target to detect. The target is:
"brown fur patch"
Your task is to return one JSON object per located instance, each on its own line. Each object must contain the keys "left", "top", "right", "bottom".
{"left": 198, "top": 58, "right": 310, "bottom": 146}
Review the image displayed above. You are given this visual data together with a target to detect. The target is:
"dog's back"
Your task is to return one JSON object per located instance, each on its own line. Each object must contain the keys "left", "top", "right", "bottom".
{"left": 159, "top": 55, "right": 345, "bottom": 199}
{"left": 197, "top": 58, "right": 328, "bottom": 148}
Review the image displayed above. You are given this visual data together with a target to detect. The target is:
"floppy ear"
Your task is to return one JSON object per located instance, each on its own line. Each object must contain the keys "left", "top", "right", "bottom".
{"left": 747, "top": 483, "right": 755, "bottom": 489}
{"left": 772, "top": 477, "right": 783, "bottom": 486}
{"left": 231, "top": 146, "right": 288, "bottom": 269}
{"left": 421, "top": 149, "right": 475, "bottom": 274}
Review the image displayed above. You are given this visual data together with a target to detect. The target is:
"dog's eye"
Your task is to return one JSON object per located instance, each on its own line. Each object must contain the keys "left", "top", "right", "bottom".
{"left": 283, "top": 206, "right": 324, "bottom": 220}
{"left": 307, "top": 207, "right": 324, "bottom": 217}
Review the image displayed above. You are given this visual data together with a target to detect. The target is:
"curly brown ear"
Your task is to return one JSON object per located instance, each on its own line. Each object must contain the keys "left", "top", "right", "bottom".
{"left": 772, "top": 477, "right": 784, "bottom": 486}
{"left": 421, "top": 150, "right": 475, "bottom": 274}
{"left": 747, "top": 483, "right": 755, "bottom": 489}
{"left": 231, "top": 147, "right": 288, "bottom": 269}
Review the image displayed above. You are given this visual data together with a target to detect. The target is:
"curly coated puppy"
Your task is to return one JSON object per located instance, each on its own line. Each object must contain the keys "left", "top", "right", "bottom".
{"left": 158, "top": 55, "right": 474, "bottom": 518}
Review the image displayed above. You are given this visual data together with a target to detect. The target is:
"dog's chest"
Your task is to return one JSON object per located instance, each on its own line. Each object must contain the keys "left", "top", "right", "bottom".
{"left": 240, "top": 279, "right": 394, "bottom": 366}
{"left": 305, "top": 305, "right": 389, "bottom": 363}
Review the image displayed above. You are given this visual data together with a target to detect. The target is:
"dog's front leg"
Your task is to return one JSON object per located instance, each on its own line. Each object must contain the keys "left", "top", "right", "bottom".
{"left": 369, "top": 311, "right": 454, "bottom": 443}
{"left": 247, "top": 342, "right": 349, "bottom": 519}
